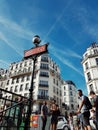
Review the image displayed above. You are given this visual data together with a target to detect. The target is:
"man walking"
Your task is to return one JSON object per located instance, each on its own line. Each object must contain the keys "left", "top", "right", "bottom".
{"left": 41, "top": 101, "right": 48, "bottom": 130}
{"left": 77, "top": 89, "right": 92, "bottom": 130}
{"left": 89, "top": 91, "right": 98, "bottom": 129}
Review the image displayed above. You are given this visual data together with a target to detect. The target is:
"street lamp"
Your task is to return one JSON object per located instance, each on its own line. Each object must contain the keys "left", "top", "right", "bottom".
{"left": 24, "top": 35, "right": 48, "bottom": 130}
{"left": 32, "top": 35, "right": 41, "bottom": 46}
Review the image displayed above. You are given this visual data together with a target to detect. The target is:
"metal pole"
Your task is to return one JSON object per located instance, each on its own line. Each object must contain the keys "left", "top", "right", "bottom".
{"left": 24, "top": 55, "right": 37, "bottom": 130}
{"left": 24, "top": 35, "right": 48, "bottom": 130}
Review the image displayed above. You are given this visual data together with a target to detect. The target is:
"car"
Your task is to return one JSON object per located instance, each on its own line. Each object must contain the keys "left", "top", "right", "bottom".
{"left": 57, "top": 116, "right": 70, "bottom": 130}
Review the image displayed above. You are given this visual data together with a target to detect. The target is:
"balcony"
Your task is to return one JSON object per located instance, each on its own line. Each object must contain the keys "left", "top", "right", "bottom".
{"left": 39, "top": 74, "right": 49, "bottom": 77}
{"left": 37, "top": 95, "right": 49, "bottom": 99}
{"left": 39, "top": 84, "right": 49, "bottom": 87}
{"left": 41, "top": 59, "right": 48, "bottom": 62}
{"left": 10, "top": 70, "right": 32, "bottom": 78}
{"left": 40, "top": 66, "right": 49, "bottom": 70}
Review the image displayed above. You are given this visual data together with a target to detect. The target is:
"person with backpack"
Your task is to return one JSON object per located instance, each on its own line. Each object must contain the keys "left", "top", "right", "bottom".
{"left": 77, "top": 89, "right": 92, "bottom": 130}
{"left": 89, "top": 91, "right": 98, "bottom": 129}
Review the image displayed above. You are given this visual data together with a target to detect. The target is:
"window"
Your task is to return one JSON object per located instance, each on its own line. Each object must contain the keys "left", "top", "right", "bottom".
{"left": 95, "top": 58, "right": 98, "bottom": 65}
{"left": 5, "top": 88, "right": 8, "bottom": 91}
{"left": 7, "top": 80, "right": 9, "bottom": 85}
{"left": 38, "top": 89, "right": 48, "bottom": 96}
{"left": 15, "top": 85, "right": 18, "bottom": 92}
{"left": 40, "top": 71, "right": 49, "bottom": 77}
{"left": 20, "top": 63, "right": 22, "bottom": 67}
{"left": 40, "top": 63, "right": 49, "bottom": 69}
{"left": 39, "top": 80, "right": 48, "bottom": 87}
{"left": 16, "top": 78, "right": 19, "bottom": 83}
{"left": 25, "top": 83, "right": 29, "bottom": 90}
{"left": 89, "top": 84, "right": 93, "bottom": 91}
{"left": 56, "top": 80, "right": 58, "bottom": 86}
{"left": 64, "top": 86, "right": 66, "bottom": 90}
{"left": 28, "top": 67, "right": 31, "bottom": 71}
{"left": 27, "top": 75, "right": 30, "bottom": 81}
{"left": 11, "top": 79, "right": 14, "bottom": 84}
{"left": 69, "top": 86, "right": 72, "bottom": 90}
{"left": 53, "top": 79, "right": 55, "bottom": 84}
{"left": 24, "top": 62, "right": 27, "bottom": 66}
{"left": 11, "top": 66, "right": 13, "bottom": 70}
{"left": 0, "top": 82, "right": 3, "bottom": 87}
{"left": 94, "top": 49, "right": 98, "bottom": 54}
{"left": 60, "top": 91, "right": 62, "bottom": 96}
{"left": 85, "top": 62, "right": 89, "bottom": 70}
{"left": 20, "top": 84, "right": 23, "bottom": 91}
{"left": 41, "top": 56, "right": 48, "bottom": 62}
{"left": 70, "top": 91, "right": 73, "bottom": 96}
{"left": 64, "top": 92, "right": 66, "bottom": 96}
{"left": 87, "top": 72, "right": 91, "bottom": 81}
{"left": 10, "top": 87, "right": 13, "bottom": 92}
{"left": 57, "top": 88, "right": 58, "bottom": 95}
{"left": 21, "top": 76, "right": 25, "bottom": 82}
{"left": 29, "top": 61, "right": 32, "bottom": 65}
{"left": 16, "top": 64, "right": 18, "bottom": 69}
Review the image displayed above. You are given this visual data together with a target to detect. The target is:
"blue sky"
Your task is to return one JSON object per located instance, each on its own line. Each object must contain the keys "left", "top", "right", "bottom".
{"left": 0, "top": 0, "right": 98, "bottom": 95}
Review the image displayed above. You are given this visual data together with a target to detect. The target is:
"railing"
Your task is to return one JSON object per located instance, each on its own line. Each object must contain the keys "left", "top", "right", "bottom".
{"left": 10, "top": 70, "right": 32, "bottom": 78}
{"left": 0, "top": 88, "right": 29, "bottom": 130}
{"left": 37, "top": 95, "right": 49, "bottom": 100}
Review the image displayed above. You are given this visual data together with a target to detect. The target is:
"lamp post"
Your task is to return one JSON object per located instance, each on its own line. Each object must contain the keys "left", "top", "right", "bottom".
{"left": 24, "top": 35, "right": 48, "bottom": 130}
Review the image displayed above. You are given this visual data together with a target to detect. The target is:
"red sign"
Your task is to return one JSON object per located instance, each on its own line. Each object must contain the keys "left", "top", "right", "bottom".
{"left": 24, "top": 44, "right": 48, "bottom": 58}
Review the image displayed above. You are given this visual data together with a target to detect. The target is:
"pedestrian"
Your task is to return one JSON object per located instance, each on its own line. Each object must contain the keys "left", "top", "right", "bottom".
{"left": 50, "top": 100, "right": 57, "bottom": 130}
{"left": 90, "top": 109, "right": 96, "bottom": 129}
{"left": 77, "top": 89, "right": 92, "bottom": 130}
{"left": 68, "top": 112, "right": 74, "bottom": 130}
{"left": 41, "top": 101, "right": 48, "bottom": 130}
{"left": 89, "top": 90, "right": 98, "bottom": 129}
{"left": 72, "top": 112, "right": 79, "bottom": 130}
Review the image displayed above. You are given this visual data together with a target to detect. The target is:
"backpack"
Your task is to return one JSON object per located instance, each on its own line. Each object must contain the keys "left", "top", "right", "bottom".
{"left": 85, "top": 96, "right": 92, "bottom": 110}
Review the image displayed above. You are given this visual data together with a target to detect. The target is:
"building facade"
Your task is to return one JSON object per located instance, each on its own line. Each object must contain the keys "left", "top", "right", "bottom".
{"left": 0, "top": 53, "right": 62, "bottom": 107}
{"left": 0, "top": 48, "right": 79, "bottom": 113}
{"left": 61, "top": 80, "right": 78, "bottom": 114}
{"left": 81, "top": 43, "right": 98, "bottom": 94}
{"left": 0, "top": 68, "right": 8, "bottom": 90}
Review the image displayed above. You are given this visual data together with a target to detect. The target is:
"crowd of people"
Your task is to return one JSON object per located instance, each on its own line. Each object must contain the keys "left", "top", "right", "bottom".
{"left": 68, "top": 89, "right": 98, "bottom": 130}
{"left": 41, "top": 89, "right": 98, "bottom": 130}
{"left": 0, "top": 89, "right": 98, "bottom": 130}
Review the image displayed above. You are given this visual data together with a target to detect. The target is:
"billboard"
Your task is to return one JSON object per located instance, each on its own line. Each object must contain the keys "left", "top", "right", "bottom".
{"left": 24, "top": 44, "right": 48, "bottom": 58}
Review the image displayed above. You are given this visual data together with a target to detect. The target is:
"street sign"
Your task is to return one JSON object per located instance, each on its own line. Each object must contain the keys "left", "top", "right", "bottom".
{"left": 24, "top": 44, "right": 48, "bottom": 58}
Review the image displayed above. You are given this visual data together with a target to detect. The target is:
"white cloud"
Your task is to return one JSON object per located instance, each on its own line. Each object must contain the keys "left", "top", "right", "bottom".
{"left": 0, "top": 32, "right": 22, "bottom": 56}
{"left": 49, "top": 45, "right": 83, "bottom": 76}
{"left": 0, "top": 16, "right": 34, "bottom": 40}
{"left": 49, "top": 44, "right": 81, "bottom": 59}
{"left": 54, "top": 52, "right": 83, "bottom": 76}
{"left": 43, "top": 0, "right": 73, "bottom": 41}
{"left": 0, "top": 59, "right": 9, "bottom": 66}
{"left": 71, "top": 5, "right": 98, "bottom": 41}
